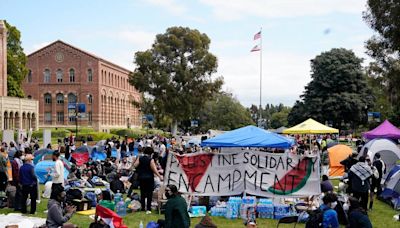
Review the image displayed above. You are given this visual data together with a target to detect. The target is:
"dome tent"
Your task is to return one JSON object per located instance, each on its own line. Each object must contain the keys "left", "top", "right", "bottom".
{"left": 33, "top": 150, "right": 71, "bottom": 184}
{"left": 381, "top": 165, "right": 400, "bottom": 209}
{"left": 328, "top": 144, "right": 353, "bottom": 178}
{"left": 358, "top": 138, "right": 400, "bottom": 176}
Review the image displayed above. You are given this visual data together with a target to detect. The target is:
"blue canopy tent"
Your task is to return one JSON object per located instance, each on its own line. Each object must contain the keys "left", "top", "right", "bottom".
{"left": 201, "top": 125, "right": 294, "bottom": 148}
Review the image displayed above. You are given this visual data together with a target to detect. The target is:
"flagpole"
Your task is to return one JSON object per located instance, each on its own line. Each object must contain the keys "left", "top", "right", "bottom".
{"left": 259, "top": 27, "right": 263, "bottom": 128}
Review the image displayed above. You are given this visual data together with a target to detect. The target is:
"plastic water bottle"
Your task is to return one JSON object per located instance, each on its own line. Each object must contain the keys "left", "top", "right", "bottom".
{"left": 114, "top": 190, "right": 122, "bottom": 204}
{"left": 116, "top": 198, "right": 127, "bottom": 217}
{"left": 139, "top": 221, "right": 144, "bottom": 228}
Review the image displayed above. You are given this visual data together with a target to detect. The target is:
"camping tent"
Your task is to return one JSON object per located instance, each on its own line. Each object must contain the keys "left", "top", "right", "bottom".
{"left": 283, "top": 118, "right": 339, "bottom": 134}
{"left": 33, "top": 150, "right": 72, "bottom": 170}
{"left": 381, "top": 165, "right": 400, "bottom": 209}
{"left": 91, "top": 147, "right": 107, "bottom": 161}
{"left": 363, "top": 119, "right": 400, "bottom": 140}
{"left": 200, "top": 125, "right": 294, "bottom": 148}
{"left": 358, "top": 138, "right": 400, "bottom": 174}
{"left": 71, "top": 146, "right": 91, "bottom": 166}
{"left": 327, "top": 145, "right": 353, "bottom": 177}
{"left": 34, "top": 160, "right": 70, "bottom": 184}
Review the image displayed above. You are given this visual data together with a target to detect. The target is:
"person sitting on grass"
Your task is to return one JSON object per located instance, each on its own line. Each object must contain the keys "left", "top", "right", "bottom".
{"left": 98, "top": 190, "right": 115, "bottom": 211}
{"left": 46, "top": 187, "right": 77, "bottom": 228}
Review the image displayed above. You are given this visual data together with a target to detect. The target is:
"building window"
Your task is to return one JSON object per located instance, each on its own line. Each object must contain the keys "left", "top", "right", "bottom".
{"left": 69, "top": 116, "right": 76, "bottom": 122}
{"left": 56, "top": 69, "right": 63, "bottom": 82}
{"left": 57, "top": 112, "right": 64, "bottom": 123}
{"left": 27, "top": 70, "right": 32, "bottom": 83}
{"left": 69, "top": 69, "right": 75, "bottom": 82}
{"left": 44, "top": 112, "right": 52, "bottom": 123}
{"left": 56, "top": 93, "right": 64, "bottom": 104}
{"left": 87, "top": 94, "right": 93, "bottom": 104}
{"left": 68, "top": 93, "right": 77, "bottom": 104}
{"left": 88, "top": 69, "right": 93, "bottom": 82}
{"left": 44, "top": 93, "right": 52, "bottom": 104}
{"left": 27, "top": 95, "right": 32, "bottom": 99}
{"left": 88, "top": 111, "right": 92, "bottom": 123}
{"left": 43, "top": 69, "right": 50, "bottom": 83}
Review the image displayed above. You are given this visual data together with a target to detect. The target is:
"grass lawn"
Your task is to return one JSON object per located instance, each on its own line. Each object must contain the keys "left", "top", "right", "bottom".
{"left": 0, "top": 184, "right": 399, "bottom": 228}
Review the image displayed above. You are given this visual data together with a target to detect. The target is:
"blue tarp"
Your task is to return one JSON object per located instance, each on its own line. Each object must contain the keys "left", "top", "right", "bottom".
{"left": 201, "top": 125, "right": 294, "bottom": 148}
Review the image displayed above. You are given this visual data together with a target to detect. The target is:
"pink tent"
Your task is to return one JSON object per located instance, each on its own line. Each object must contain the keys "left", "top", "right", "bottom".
{"left": 363, "top": 120, "right": 400, "bottom": 140}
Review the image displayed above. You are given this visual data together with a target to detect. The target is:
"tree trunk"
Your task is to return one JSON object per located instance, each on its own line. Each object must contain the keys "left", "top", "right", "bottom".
{"left": 171, "top": 120, "right": 178, "bottom": 136}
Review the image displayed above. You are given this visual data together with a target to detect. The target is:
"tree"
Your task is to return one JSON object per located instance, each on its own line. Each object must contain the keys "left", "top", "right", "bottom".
{"left": 129, "top": 27, "right": 223, "bottom": 134}
{"left": 5, "top": 21, "right": 27, "bottom": 97}
{"left": 198, "top": 92, "right": 254, "bottom": 131}
{"left": 364, "top": 0, "right": 400, "bottom": 125}
{"left": 287, "top": 48, "right": 374, "bottom": 128}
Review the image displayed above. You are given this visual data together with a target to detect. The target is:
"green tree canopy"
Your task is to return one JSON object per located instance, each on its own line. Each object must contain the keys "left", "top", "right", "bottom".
{"left": 198, "top": 92, "right": 254, "bottom": 131}
{"left": 129, "top": 27, "right": 223, "bottom": 133}
{"left": 287, "top": 48, "right": 374, "bottom": 128}
{"left": 364, "top": 0, "right": 400, "bottom": 124}
{"left": 5, "top": 21, "right": 27, "bottom": 97}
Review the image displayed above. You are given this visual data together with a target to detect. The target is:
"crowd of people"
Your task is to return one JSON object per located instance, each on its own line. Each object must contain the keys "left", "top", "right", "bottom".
{"left": 0, "top": 133, "right": 391, "bottom": 228}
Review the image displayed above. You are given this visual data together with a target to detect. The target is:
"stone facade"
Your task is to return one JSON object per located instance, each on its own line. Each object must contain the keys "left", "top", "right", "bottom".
{"left": 0, "top": 20, "right": 39, "bottom": 131}
{"left": 23, "top": 40, "right": 141, "bottom": 132}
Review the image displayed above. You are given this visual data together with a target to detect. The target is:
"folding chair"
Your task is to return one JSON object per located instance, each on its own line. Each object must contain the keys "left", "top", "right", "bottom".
{"left": 276, "top": 215, "right": 298, "bottom": 228}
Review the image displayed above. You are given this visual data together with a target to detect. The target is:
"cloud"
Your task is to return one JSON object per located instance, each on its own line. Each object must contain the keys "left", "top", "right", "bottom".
{"left": 28, "top": 41, "right": 52, "bottom": 54}
{"left": 116, "top": 30, "right": 156, "bottom": 51}
{"left": 215, "top": 49, "right": 312, "bottom": 106}
{"left": 200, "top": 0, "right": 366, "bottom": 21}
{"left": 143, "top": 0, "right": 186, "bottom": 15}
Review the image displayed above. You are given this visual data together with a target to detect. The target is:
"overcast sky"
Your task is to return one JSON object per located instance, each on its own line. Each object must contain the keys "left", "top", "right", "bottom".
{"left": 2, "top": 0, "right": 373, "bottom": 107}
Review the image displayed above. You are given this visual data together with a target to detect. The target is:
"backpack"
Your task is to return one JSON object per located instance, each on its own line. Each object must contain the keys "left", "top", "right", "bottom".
{"left": 305, "top": 207, "right": 329, "bottom": 228}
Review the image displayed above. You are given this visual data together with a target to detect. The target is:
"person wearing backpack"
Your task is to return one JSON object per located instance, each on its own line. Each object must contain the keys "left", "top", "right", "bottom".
{"left": 306, "top": 193, "right": 339, "bottom": 228}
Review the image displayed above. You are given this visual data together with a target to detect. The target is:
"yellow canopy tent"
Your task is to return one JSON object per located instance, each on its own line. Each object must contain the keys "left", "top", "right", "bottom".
{"left": 328, "top": 144, "right": 353, "bottom": 177}
{"left": 282, "top": 118, "right": 339, "bottom": 134}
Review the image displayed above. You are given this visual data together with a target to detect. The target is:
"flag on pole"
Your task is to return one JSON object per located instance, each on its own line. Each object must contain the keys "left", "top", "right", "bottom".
{"left": 250, "top": 44, "right": 261, "bottom": 52}
{"left": 254, "top": 31, "right": 261, "bottom": 40}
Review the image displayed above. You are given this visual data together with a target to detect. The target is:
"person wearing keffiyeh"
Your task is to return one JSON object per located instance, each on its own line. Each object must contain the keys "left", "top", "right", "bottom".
{"left": 349, "top": 156, "right": 373, "bottom": 210}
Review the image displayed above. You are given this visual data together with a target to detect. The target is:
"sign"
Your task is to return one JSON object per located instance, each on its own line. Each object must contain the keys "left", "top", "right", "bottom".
{"left": 68, "top": 103, "right": 86, "bottom": 117}
{"left": 2, "top": 130, "right": 14, "bottom": 145}
{"left": 165, "top": 150, "right": 321, "bottom": 197}
{"left": 191, "top": 120, "right": 199, "bottom": 127}
{"left": 43, "top": 129, "right": 51, "bottom": 148}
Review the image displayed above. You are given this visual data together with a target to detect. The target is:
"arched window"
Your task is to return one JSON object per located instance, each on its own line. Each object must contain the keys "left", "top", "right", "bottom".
{"left": 43, "top": 69, "right": 50, "bottom": 83}
{"left": 69, "top": 69, "right": 75, "bottom": 82}
{"left": 56, "top": 69, "right": 63, "bottom": 83}
{"left": 27, "top": 70, "right": 32, "bottom": 83}
{"left": 56, "top": 93, "right": 64, "bottom": 104}
{"left": 44, "top": 93, "right": 52, "bottom": 104}
{"left": 87, "top": 69, "right": 93, "bottom": 82}
{"left": 68, "top": 93, "right": 77, "bottom": 104}
{"left": 27, "top": 95, "right": 32, "bottom": 99}
{"left": 87, "top": 94, "right": 93, "bottom": 104}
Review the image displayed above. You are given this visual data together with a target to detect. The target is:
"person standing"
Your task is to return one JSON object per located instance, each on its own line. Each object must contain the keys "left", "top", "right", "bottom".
{"left": 348, "top": 156, "right": 373, "bottom": 211}
{"left": 0, "top": 147, "right": 12, "bottom": 192}
{"left": 19, "top": 154, "right": 38, "bottom": 214}
{"left": 164, "top": 185, "right": 190, "bottom": 228}
{"left": 11, "top": 151, "right": 23, "bottom": 210}
{"left": 134, "top": 147, "right": 163, "bottom": 214}
{"left": 372, "top": 153, "right": 385, "bottom": 196}
{"left": 51, "top": 151, "right": 64, "bottom": 194}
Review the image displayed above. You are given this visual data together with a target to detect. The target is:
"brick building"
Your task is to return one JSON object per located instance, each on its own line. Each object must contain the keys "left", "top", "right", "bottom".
{"left": 23, "top": 40, "right": 141, "bottom": 132}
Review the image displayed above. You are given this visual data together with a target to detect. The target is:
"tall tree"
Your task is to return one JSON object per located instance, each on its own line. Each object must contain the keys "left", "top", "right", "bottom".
{"left": 129, "top": 27, "right": 223, "bottom": 134}
{"left": 364, "top": 0, "right": 400, "bottom": 124}
{"left": 5, "top": 21, "right": 27, "bottom": 97}
{"left": 287, "top": 48, "right": 374, "bottom": 128}
{"left": 198, "top": 92, "right": 254, "bottom": 131}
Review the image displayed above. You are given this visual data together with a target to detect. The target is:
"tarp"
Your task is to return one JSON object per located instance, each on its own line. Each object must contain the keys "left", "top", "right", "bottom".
{"left": 358, "top": 138, "right": 400, "bottom": 175}
{"left": 328, "top": 145, "right": 353, "bottom": 177}
{"left": 34, "top": 160, "right": 69, "bottom": 184}
{"left": 201, "top": 125, "right": 294, "bottom": 148}
{"left": 71, "top": 151, "right": 90, "bottom": 166}
{"left": 363, "top": 119, "right": 400, "bottom": 140}
{"left": 283, "top": 118, "right": 339, "bottom": 134}
{"left": 165, "top": 150, "right": 321, "bottom": 197}
{"left": 381, "top": 165, "right": 400, "bottom": 209}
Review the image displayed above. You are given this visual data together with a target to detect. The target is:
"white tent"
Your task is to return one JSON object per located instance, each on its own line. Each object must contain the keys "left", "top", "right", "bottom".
{"left": 359, "top": 138, "right": 400, "bottom": 175}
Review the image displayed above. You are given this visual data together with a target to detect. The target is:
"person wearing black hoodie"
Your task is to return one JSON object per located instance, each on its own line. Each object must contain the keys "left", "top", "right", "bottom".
{"left": 347, "top": 197, "right": 372, "bottom": 228}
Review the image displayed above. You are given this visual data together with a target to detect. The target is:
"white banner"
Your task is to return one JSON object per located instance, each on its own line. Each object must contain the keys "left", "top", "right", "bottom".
{"left": 165, "top": 150, "right": 321, "bottom": 197}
